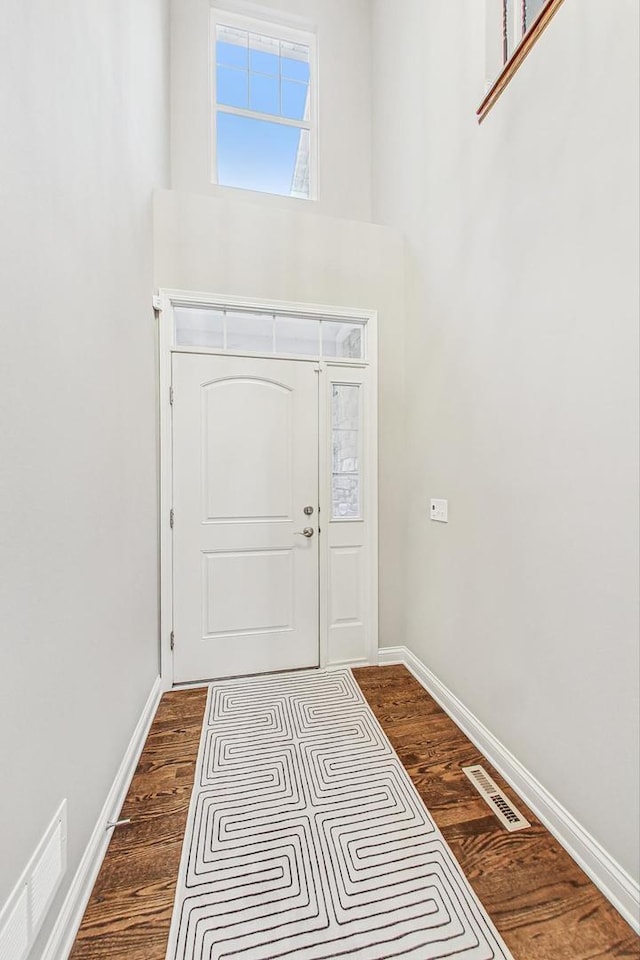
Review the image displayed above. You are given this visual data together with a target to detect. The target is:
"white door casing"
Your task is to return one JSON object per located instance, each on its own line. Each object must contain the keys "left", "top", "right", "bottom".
{"left": 157, "top": 290, "right": 378, "bottom": 688}
{"left": 171, "top": 353, "right": 319, "bottom": 682}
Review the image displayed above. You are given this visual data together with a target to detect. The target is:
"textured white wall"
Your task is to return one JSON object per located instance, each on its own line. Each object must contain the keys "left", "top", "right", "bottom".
{"left": 154, "top": 188, "right": 406, "bottom": 652}
{"left": 371, "top": 0, "right": 640, "bottom": 881}
{"left": 0, "top": 0, "right": 170, "bottom": 949}
{"left": 170, "top": 0, "right": 373, "bottom": 220}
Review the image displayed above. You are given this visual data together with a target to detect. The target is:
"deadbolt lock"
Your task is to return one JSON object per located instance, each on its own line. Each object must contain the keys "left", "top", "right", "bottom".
{"left": 303, "top": 505, "right": 314, "bottom": 516}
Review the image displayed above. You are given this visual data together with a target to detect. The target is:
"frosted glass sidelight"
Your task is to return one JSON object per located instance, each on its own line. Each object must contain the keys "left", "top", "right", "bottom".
{"left": 175, "top": 307, "right": 224, "bottom": 348}
{"left": 332, "top": 384, "right": 361, "bottom": 519}
{"left": 322, "top": 322, "right": 363, "bottom": 359}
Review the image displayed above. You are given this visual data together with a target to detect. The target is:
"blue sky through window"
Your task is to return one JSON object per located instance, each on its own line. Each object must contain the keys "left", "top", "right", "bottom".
{"left": 217, "top": 113, "right": 302, "bottom": 196}
{"left": 215, "top": 29, "right": 311, "bottom": 198}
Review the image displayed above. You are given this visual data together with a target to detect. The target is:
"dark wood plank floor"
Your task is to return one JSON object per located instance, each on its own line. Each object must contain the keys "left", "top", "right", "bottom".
{"left": 353, "top": 666, "right": 639, "bottom": 960}
{"left": 70, "top": 666, "right": 639, "bottom": 959}
{"left": 69, "top": 686, "right": 208, "bottom": 960}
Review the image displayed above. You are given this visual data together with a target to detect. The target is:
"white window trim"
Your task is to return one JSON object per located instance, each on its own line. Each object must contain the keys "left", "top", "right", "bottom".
{"left": 209, "top": 6, "right": 319, "bottom": 201}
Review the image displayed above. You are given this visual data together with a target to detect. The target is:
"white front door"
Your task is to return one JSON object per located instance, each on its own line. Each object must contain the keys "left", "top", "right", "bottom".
{"left": 172, "top": 353, "right": 319, "bottom": 682}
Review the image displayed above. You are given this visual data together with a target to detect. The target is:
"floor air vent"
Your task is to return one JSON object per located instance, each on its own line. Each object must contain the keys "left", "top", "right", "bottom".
{"left": 462, "top": 765, "right": 530, "bottom": 832}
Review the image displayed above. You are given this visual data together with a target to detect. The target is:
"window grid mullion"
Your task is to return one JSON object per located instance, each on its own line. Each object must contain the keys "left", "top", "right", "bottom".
{"left": 278, "top": 40, "right": 283, "bottom": 118}
{"left": 216, "top": 102, "right": 311, "bottom": 131}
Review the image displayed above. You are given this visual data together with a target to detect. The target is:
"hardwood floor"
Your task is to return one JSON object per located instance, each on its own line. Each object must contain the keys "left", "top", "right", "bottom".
{"left": 69, "top": 686, "right": 208, "bottom": 960}
{"left": 353, "top": 666, "right": 639, "bottom": 960}
{"left": 70, "top": 667, "right": 639, "bottom": 959}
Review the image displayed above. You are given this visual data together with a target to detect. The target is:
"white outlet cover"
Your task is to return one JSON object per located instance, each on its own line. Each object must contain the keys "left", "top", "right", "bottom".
{"left": 430, "top": 498, "right": 448, "bottom": 522}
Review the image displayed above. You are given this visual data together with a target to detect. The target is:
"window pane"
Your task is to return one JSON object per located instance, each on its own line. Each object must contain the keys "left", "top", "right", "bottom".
{"left": 217, "top": 112, "right": 307, "bottom": 197}
{"left": 226, "top": 311, "right": 274, "bottom": 353}
{"left": 289, "top": 128, "right": 310, "bottom": 199}
{"left": 322, "top": 322, "right": 363, "bottom": 359}
{"left": 281, "top": 41, "right": 310, "bottom": 82}
{"left": 275, "top": 316, "right": 320, "bottom": 355}
{"left": 174, "top": 307, "right": 224, "bottom": 349}
{"left": 216, "top": 26, "right": 248, "bottom": 68}
{"left": 250, "top": 73, "right": 279, "bottom": 116}
{"left": 249, "top": 33, "right": 279, "bottom": 76}
{"left": 524, "top": 0, "right": 546, "bottom": 28}
{"left": 281, "top": 80, "right": 308, "bottom": 121}
{"left": 333, "top": 476, "right": 360, "bottom": 520}
{"left": 217, "top": 66, "right": 248, "bottom": 109}
{"left": 332, "top": 384, "right": 361, "bottom": 519}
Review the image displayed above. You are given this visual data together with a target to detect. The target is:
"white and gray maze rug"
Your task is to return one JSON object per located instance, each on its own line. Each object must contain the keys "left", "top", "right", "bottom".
{"left": 165, "top": 670, "right": 514, "bottom": 960}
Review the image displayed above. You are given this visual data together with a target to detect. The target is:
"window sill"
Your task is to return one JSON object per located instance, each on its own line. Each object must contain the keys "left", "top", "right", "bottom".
{"left": 208, "top": 181, "right": 318, "bottom": 209}
{"left": 477, "top": 0, "right": 565, "bottom": 123}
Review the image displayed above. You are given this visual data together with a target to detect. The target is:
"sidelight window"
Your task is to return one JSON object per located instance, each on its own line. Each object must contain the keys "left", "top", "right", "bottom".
{"left": 331, "top": 384, "right": 361, "bottom": 520}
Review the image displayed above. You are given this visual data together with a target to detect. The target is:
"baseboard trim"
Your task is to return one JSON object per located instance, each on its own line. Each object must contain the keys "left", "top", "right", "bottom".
{"left": 378, "top": 645, "right": 640, "bottom": 934}
{"left": 41, "top": 676, "right": 163, "bottom": 960}
{"left": 326, "top": 657, "right": 372, "bottom": 671}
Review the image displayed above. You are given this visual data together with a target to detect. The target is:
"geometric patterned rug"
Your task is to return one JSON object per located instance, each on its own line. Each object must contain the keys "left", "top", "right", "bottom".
{"left": 165, "top": 669, "right": 514, "bottom": 960}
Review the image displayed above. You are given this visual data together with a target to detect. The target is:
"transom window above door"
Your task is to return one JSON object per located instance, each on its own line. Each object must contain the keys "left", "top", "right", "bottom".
{"left": 211, "top": 9, "right": 317, "bottom": 200}
{"left": 174, "top": 304, "right": 365, "bottom": 360}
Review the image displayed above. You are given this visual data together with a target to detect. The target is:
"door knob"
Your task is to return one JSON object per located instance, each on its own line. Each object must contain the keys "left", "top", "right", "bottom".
{"left": 294, "top": 527, "right": 314, "bottom": 538}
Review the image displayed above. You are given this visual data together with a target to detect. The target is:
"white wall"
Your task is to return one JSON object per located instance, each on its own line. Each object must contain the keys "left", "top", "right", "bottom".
{"left": 0, "top": 0, "right": 169, "bottom": 950}
{"left": 170, "top": 0, "right": 372, "bottom": 220}
{"left": 154, "top": 188, "right": 406, "bottom": 649}
{"left": 371, "top": 0, "right": 640, "bottom": 882}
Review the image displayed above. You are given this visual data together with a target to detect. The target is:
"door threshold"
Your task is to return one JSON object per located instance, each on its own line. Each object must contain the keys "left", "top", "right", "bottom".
{"left": 171, "top": 663, "right": 322, "bottom": 691}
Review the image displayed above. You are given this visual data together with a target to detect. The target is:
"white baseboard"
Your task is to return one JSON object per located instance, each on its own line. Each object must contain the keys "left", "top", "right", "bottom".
{"left": 326, "top": 657, "right": 372, "bottom": 671}
{"left": 378, "top": 645, "right": 640, "bottom": 934}
{"left": 41, "top": 676, "right": 163, "bottom": 960}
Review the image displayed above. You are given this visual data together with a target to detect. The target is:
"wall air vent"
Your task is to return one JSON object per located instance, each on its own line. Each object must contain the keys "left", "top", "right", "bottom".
{"left": 462, "top": 764, "right": 530, "bottom": 832}
{"left": 0, "top": 801, "right": 66, "bottom": 960}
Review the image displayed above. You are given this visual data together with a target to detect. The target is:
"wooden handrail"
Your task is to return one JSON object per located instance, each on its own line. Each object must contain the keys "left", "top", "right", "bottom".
{"left": 477, "top": 0, "right": 566, "bottom": 122}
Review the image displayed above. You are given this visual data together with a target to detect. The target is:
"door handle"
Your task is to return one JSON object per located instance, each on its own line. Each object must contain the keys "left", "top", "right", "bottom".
{"left": 294, "top": 527, "right": 314, "bottom": 538}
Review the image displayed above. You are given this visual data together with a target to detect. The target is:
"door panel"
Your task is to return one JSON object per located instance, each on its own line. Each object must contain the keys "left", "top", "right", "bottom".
{"left": 201, "top": 378, "right": 293, "bottom": 521}
{"left": 172, "top": 354, "right": 319, "bottom": 682}
{"left": 329, "top": 546, "right": 363, "bottom": 628}
{"left": 202, "top": 549, "right": 293, "bottom": 637}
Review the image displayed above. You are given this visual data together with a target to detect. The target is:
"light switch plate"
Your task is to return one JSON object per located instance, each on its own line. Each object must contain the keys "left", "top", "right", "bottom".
{"left": 430, "top": 499, "right": 448, "bottom": 522}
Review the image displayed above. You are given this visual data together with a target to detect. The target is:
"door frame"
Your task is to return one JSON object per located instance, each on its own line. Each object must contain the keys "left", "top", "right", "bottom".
{"left": 156, "top": 289, "right": 378, "bottom": 689}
